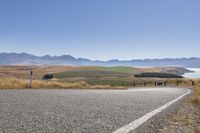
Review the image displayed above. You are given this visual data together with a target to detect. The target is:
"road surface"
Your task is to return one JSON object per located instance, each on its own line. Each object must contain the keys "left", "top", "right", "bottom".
{"left": 0, "top": 87, "right": 190, "bottom": 133}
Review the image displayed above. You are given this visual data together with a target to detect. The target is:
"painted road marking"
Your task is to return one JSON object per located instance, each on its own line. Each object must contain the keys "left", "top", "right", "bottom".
{"left": 113, "top": 89, "right": 191, "bottom": 133}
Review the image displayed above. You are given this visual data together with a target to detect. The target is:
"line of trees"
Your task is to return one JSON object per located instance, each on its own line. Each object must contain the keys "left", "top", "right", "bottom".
{"left": 135, "top": 72, "right": 183, "bottom": 78}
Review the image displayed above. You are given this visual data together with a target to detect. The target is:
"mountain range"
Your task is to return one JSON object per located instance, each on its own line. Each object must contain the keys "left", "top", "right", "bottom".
{"left": 0, "top": 52, "right": 200, "bottom": 68}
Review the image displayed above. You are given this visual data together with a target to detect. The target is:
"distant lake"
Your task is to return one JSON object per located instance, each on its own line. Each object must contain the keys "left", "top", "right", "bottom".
{"left": 183, "top": 68, "right": 200, "bottom": 78}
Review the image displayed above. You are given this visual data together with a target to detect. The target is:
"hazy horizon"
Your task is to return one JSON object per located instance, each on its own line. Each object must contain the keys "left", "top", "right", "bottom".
{"left": 1, "top": 0, "right": 200, "bottom": 60}
{"left": 1, "top": 52, "right": 200, "bottom": 61}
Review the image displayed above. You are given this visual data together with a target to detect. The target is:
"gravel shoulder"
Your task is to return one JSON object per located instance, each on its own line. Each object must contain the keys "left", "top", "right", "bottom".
{"left": 159, "top": 92, "right": 200, "bottom": 133}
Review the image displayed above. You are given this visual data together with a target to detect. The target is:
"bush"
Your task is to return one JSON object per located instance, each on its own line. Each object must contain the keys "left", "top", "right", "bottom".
{"left": 135, "top": 72, "right": 183, "bottom": 78}
{"left": 43, "top": 74, "right": 54, "bottom": 80}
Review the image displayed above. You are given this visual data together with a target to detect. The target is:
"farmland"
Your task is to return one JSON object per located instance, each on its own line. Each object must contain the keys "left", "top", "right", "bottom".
{"left": 0, "top": 65, "right": 194, "bottom": 89}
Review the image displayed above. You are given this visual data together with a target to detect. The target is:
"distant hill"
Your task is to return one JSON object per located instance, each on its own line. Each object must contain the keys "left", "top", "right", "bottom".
{"left": 0, "top": 52, "right": 200, "bottom": 68}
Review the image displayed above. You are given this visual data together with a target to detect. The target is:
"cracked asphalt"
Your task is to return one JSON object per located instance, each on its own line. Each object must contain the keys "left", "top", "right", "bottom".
{"left": 0, "top": 87, "right": 189, "bottom": 133}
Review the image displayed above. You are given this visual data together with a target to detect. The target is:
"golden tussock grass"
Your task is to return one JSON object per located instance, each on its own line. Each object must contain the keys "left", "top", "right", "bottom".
{"left": 0, "top": 77, "right": 126, "bottom": 89}
{"left": 32, "top": 80, "right": 90, "bottom": 89}
{"left": 159, "top": 79, "right": 200, "bottom": 133}
{"left": 0, "top": 77, "right": 29, "bottom": 89}
{"left": 192, "top": 85, "right": 200, "bottom": 105}
{"left": 0, "top": 77, "right": 90, "bottom": 89}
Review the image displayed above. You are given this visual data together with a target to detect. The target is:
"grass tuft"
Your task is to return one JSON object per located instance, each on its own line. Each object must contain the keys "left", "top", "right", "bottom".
{"left": 0, "top": 77, "right": 90, "bottom": 89}
{"left": 192, "top": 85, "right": 200, "bottom": 105}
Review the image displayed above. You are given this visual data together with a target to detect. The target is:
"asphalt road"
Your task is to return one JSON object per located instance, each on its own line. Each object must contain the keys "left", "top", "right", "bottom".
{"left": 0, "top": 87, "right": 190, "bottom": 133}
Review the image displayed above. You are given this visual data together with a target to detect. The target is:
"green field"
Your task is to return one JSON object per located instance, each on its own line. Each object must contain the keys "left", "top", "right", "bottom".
{"left": 51, "top": 66, "right": 192, "bottom": 87}
{"left": 0, "top": 66, "right": 193, "bottom": 88}
{"left": 53, "top": 67, "right": 138, "bottom": 78}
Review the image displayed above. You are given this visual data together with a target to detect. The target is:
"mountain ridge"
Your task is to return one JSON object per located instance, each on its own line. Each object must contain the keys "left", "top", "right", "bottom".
{"left": 0, "top": 52, "right": 200, "bottom": 67}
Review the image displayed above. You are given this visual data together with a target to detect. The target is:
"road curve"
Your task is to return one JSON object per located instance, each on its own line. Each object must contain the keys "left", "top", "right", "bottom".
{"left": 0, "top": 87, "right": 190, "bottom": 133}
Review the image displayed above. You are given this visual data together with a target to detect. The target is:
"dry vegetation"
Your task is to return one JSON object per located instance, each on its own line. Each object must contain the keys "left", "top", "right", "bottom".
{"left": 0, "top": 65, "right": 195, "bottom": 90}
{"left": 0, "top": 65, "right": 190, "bottom": 79}
{"left": 0, "top": 77, "right": 126, "bottom": 89}
{"left": 0, "top": 77, "right": 89, "bottom": 89}
{"left": 0, "top": 65, "right": 191, "bottom": 89}
{"left": 192, "top": 84, "right": 200, "bottom": 105}
{"left": 160, "top": 79, "right": 200, "bottom": 133}
{"left": 0, "top": 65, "right": 97, "bottom": 79}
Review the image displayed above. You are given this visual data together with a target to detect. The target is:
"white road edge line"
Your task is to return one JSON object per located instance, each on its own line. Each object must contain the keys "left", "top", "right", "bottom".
{"left": 113, "top": 89, "right": 191, "bottom": 133}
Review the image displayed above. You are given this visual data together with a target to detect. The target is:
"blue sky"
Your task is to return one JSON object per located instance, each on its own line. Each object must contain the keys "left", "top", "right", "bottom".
{"left": 0, "top": 0, "right": 200, "bottom": 60}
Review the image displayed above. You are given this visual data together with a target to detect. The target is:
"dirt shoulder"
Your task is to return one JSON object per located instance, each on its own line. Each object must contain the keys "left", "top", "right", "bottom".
{"left": 160, "top": 88, "right": 200, "bottom": 133}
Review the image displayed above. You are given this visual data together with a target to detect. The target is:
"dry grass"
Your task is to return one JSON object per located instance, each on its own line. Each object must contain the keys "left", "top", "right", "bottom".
{"left": 0, "top": 65, "right": 196, "bottom": 90}
{"left": 32, "top": 80, "right": 90, "bottom": 89}
{"left": 0, "top": 77, "right": 127, "bottom": 89}
{"left": 160, "top": 99, "right": 200, "bottom": 133}
{"left": 191, "top": 84, "right": 200, "bottom": 105}
{"left": 0, "top": 77, "right": 29, "bottom": 89}
{"left": 0, "top": 77, "right": 90, "bottom": 89}
{"left": 160, "top": 79, "right": 200, "bottom": 133}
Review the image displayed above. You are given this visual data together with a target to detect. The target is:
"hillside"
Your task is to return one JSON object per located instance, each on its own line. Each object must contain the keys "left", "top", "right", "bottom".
{"left": 0, "top": 66, "right": 191, "bottom": 80}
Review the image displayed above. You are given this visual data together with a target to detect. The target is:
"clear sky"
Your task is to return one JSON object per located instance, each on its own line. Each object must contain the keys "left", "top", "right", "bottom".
{"left": 0, "top": 0, "right": 199, "bottom": 60}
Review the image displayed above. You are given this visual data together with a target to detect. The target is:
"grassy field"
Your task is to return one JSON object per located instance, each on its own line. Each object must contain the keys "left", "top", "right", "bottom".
{"left": 0, "top": 66, "right": 97, "bottom": 79}
{"left": 0, "top": 65, "right": 190, "bottom": 78}
{"left": 0, "top": 65, "right": 194, "bottom": 89}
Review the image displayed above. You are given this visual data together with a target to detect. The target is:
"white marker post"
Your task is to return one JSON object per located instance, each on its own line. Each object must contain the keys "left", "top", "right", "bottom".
{"left": 29, "top": 69, "right": 33, "bottom": 88}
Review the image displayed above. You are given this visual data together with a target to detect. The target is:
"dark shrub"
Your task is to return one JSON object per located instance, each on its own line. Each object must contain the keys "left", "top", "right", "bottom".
{"left": 157, "top": 82, "right": 163, "bottom": 86}
{"left": 43, "top": 74, "right": 54, "bottom": 80}
{"left": 135, "top": 72, "right": 183, "bottom": 78}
